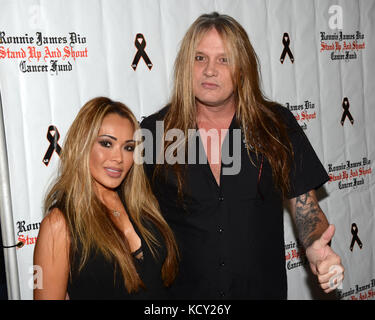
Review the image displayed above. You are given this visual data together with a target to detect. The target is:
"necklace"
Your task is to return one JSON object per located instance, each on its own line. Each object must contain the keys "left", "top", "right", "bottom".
{"left": 112, "top": 210, "right": 121, "bottom": 217}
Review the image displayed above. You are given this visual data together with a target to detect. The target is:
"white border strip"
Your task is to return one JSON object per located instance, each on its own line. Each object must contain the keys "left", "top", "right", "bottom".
{"left": 0, "top": 90, "right": 20, "bottom": 300}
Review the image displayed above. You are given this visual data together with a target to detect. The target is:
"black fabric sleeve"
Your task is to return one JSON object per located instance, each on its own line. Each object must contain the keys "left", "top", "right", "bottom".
{"left": 139, "top": 105, "right": 169, "bottom": 178}
{"left": 277, "top": 106, "right": 330, "bottom": 199}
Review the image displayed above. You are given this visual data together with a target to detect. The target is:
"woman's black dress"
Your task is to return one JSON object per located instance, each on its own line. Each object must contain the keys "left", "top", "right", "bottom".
{"left": 67, "top": 215, "right": 168, "bottom": 300}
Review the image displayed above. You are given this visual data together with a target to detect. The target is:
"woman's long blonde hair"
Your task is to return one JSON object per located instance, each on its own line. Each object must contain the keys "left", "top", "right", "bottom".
{"left": 44, "top": 97, "right": 178, "bottom": 292}
{"left": 160, "top": 12, "right": 293, "bottom": 197}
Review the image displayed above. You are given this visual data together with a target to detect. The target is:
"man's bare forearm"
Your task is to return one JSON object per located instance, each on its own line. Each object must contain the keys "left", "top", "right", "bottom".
{"left": 293, "top": 191, "right": 329, "bottom": 248}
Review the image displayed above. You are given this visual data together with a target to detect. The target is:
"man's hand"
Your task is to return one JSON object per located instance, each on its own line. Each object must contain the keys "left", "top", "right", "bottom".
{"left": 305, "top": 224, "right": 344, "bottom": 293}
{"left": 288, "top": 191, "right": 345, "bottom": 294}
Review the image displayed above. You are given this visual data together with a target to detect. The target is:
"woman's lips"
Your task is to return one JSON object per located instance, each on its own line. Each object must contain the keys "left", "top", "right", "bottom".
{"left": 104, "top": 167, "right": 123, "bottom": 178}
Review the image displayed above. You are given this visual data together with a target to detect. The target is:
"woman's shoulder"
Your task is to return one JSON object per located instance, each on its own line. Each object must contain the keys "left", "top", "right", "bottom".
{"left": 42, "top": 207, "right": 67, "bottom": 230}
{"left": 38, "top": 207, "right": 70, "bottom": 247}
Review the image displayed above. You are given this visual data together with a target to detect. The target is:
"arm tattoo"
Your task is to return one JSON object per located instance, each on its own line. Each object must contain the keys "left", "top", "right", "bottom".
{"left": 294, "top": 191, "right": 322, "bottom": 248}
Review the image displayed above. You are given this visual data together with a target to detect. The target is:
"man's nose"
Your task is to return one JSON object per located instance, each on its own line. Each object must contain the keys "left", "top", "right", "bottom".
{"left": 203, "top": 60, "right": 218, "bottom": 77}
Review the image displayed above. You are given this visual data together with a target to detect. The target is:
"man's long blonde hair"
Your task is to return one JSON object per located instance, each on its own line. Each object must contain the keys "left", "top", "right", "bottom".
{"left": 161, "top": 12, "right": 293, "bottom": 197}
{"left": 44, "top": 97, "right": 178, "bottom": 292}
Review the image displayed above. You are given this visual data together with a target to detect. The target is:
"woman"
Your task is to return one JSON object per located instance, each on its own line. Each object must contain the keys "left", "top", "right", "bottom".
{"left": 34, "top": 97, "right": 179, "bottom": 299}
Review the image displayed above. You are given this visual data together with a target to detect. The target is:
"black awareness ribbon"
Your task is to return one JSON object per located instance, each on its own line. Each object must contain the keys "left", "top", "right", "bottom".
{"left": 350, "top": 223, "right": 363, "bottom": 251}
{"left": 280, "top": 33, "right": 294, "bottom": 64}
{"left": 43, "top": 125, "right": 62, "bottom": 166}
{"left": 131, "top": 33, "right": 153, "bottom": 71}
{"left": 341, "top": 97, "right": 354, "bottom": 125}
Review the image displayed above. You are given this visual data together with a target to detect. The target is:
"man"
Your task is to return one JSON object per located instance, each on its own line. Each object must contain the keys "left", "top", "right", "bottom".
{"left": 140, "top": 12, "right": 344, "bottom": 299}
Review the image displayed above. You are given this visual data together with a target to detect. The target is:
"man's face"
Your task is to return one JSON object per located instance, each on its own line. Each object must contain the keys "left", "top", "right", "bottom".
{"left": 193, "top": 28, "right": 235, "bottom": 109}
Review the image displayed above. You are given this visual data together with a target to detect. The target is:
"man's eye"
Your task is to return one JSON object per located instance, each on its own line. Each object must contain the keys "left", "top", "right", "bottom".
{"left": 195, "top": 55, "right": 205, "bottom": 62}
{"left": 219, "top": 57, "right": 229, "bottom": 64}
{"left": 99, "top": 140, "right": 111, "bottom": 148}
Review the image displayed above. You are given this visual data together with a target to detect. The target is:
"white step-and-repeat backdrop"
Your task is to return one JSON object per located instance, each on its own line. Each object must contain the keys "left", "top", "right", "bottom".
{"left": 0, "top": 0, "right": 374, "bottom": 300}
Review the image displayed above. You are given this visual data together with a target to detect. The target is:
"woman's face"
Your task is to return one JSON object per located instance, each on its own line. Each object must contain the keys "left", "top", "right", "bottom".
{"left": 89, "top": 113, "right": 135, "bottom": 193}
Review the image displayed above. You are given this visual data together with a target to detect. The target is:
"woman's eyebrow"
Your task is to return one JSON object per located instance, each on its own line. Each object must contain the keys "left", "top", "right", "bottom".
{"left": 99, "top": 135, "right": 135, "bottom": 143}
{"left": 98, "top": 134, "right": 117, "bottom": 141}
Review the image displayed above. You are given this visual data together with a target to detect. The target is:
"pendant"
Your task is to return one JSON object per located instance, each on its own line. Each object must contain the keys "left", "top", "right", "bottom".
{"left": 112, "top": 210, "right": 121, "bottom": 217}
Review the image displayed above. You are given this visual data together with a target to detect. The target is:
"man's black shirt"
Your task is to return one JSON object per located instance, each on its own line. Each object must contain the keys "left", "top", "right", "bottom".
{"left": 140, "top": 105, "right": 329, "bottom": 300}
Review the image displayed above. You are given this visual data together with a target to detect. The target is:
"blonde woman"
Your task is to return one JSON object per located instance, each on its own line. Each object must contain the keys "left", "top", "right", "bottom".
{"left": 34, "top": 97, "right": 178, "bottom": 299}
